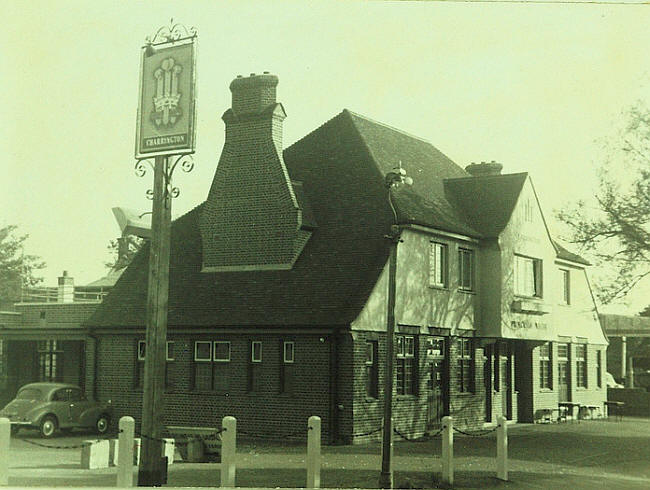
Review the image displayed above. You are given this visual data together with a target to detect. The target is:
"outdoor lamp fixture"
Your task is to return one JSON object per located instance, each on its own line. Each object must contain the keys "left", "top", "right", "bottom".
{"left": 379, "top": 161, "right": 412, "bottom": 489}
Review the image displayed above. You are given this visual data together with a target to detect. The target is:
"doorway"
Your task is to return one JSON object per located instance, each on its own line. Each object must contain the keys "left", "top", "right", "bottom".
{"left": 558, "top": 343, "right": 570, "bottom": 402}
{"left": 425, "top": 337, "right": 447, "bottom": 430}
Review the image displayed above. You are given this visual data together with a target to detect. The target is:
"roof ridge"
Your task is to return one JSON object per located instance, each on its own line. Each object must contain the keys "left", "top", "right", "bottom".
{"left": 345, "top": 109, "right": 436, "bottom": 146}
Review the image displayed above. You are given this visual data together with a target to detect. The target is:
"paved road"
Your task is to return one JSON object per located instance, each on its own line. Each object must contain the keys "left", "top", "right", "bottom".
{"left": 6, "top": 418, "right": 650, "bottom": 488}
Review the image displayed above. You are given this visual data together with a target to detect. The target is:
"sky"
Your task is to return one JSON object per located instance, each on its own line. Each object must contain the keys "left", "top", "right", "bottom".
{"left": 2, "top": 0, "right": 649, "bottom": 313}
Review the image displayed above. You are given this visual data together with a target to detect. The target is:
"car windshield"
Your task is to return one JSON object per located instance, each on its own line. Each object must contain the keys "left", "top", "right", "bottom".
{"left": 16, "top": 388, "right": 43, "bottom": 400}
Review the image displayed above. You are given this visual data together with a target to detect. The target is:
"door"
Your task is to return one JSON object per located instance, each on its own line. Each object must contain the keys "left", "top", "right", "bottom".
{"left": 558, "top": 343, "right": 570, "bottom": 402}
{"left": 425, "top": 337, "right": 446, "bottom": 430}
{"left": 501, "top": 342, "right": 512, "bottom": 419}
{"left": 67, "top": 388, "right": 93, "bottom": 427}
{"left": 484, "top": 344, "right": 493, "bottom": 422}
{"left": 427, "top": 360, "right": 444, "bottom": 428}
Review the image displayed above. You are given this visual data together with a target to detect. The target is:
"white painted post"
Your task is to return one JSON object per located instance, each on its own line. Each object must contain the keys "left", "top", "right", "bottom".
{"left": 0, "top": 418, "right": 10, "bottom": 486}
{"left": 497, "top": 415, "right": 508, "bottom": 481}
{"left": 441, "top": 416, "right": 453, "bottom": 486}
{"left": 221, "top": 416, "right": 237, "bottom": 488}
{"left": 307, "top": 416, "right": 321, "bottom": 489}
{"left": 117, "top": 416, "right": 135, "bottom": 487}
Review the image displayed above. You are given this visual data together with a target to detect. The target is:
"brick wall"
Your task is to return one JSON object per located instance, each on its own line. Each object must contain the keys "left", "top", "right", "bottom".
{"left": 348, "top": 332, "right": 487, "bottom": 444}
{"left": 199, "top": 73, "right": 308, "bottom": 271}
{"left": 96, "top": 332, "right": 333, "bottom": 442}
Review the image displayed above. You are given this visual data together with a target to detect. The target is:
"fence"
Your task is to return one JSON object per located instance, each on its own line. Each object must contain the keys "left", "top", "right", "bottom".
{"left": 0, "top": 414, "right": 509, "bottom": 487}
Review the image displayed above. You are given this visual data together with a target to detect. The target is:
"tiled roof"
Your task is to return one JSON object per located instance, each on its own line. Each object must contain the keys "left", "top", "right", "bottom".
{"left": 87, "top": 110, "right": 482, "bottom": 328}
{"left": 85, "top": 110, "right": 586, "bottom": 329}
{"left": 444, "top": 173, "right": 528, "bottom": 237}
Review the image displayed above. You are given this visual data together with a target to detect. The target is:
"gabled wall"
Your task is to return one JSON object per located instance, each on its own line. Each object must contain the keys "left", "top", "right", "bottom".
{"left": 351, "top": 228, "right": 476, "bottom": 333}
{"left": 481, "top": 176, "right": 605, "bottom": 344}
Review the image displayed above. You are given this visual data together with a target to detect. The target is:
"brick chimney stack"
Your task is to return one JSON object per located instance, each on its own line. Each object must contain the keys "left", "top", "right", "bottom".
{"left": 57, "top": 270, "right": 74, "bottom": 303}
{"left": 465, "top": 160, "right": 503, "bottom": 177}
{"left": 199, "top": 73, "right": 311, "bottom": 271}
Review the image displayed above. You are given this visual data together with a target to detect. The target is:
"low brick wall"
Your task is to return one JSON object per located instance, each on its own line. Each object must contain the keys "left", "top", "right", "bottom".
{"left": 608, "top": 388, "right": 650, "bottom": 417}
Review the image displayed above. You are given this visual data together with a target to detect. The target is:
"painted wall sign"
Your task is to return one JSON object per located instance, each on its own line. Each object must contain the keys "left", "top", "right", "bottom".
{"left": 136, "top": 40, "right": 196, "bottom": 158}
{"left": 510, "top": 320, "right": 548, "bottom": 330}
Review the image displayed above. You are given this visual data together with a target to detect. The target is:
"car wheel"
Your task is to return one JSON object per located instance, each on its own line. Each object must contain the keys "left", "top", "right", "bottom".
{"left": 40, "top": 416, "right": 58, "bottom": 438}
{"left": 10, "top": 425, "right": 20, "bottom": 437}
{"left": 96, "top": 415, "right": 110, "bottom": 435}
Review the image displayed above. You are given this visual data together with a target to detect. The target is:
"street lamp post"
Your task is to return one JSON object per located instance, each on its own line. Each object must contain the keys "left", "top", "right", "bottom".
{"left": 379, "top": 163, "right": 412, "bottom": 489}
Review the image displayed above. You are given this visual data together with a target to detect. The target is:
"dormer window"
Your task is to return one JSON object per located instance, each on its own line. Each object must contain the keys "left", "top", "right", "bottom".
{"left": 515, "top": 255, "right": 542, "bottom": 298}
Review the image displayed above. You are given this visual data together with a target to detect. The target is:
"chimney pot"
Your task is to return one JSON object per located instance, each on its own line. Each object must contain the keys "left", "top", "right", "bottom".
{"left": 236, "top": 75, "right": 243, "bottom": 78}
{"left": 229, "top": 72, "right": 279, "bottom": 115}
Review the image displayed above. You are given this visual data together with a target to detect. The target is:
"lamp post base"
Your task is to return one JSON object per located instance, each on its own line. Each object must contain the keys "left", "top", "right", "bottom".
{"left": 379, "top": 470, "right": 393, "bottom": 489}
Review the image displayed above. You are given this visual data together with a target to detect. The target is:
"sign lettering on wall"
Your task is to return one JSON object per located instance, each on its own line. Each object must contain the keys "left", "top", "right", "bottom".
{"left": 510, "top": 320, "right": 548, "bottom": 330}
{"left": 136, "top": 40, "right": 196, "bottom": 158}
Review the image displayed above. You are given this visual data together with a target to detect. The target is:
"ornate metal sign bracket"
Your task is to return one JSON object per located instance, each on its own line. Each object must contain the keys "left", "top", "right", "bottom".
{"left": 134, "top": 154, "right": 194, "bottom": 205}
{"left": 145, "top": 18, "right": 197, "bottom": 46}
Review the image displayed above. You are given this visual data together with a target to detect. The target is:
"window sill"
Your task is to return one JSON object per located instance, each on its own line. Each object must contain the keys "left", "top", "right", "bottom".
{"left": 576, "top": 387, "right": 588, "bottom": 391}
{"left": 429, "top": 284, "right": 448, "bottom": 291}
{"left": 365, "top": 396, "right": 379, "bottom": 403}
{"left": 457, "top": 391, "right": 475, "bottom": 396}
{"left": 539, "top": 388, "right": 553, "bottom": 393}
{"left": 458, "top": 289, "right": 476, "bottom": 295}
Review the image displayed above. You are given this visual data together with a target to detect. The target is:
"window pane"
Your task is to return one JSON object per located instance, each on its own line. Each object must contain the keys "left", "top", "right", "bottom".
{"left": 166, "top": 341, "right": 174, "bottom": 361}
{"left": 252, "top": 341, "right": 262, "bottom": 362}
{"left": 214, "top": 342, "right": 230, "bottom": 361}
{"left": 138, "top": 341, "right": 146, "bottom": 360}
{"left": 195, "top": 341, "right": 211, "bottom": 361}
{"left": 284, "top": 342, "right": 294, "bottom": 363}
{"left": 365, "top": 342, "right": 373, "bottom": 364}
{"left": 405, "top": 337, "right": 414, "bottom": 357}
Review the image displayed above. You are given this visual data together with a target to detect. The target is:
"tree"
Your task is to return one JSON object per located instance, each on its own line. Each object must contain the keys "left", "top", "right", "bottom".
{"left": 104, "top": 235, "right": 143, "bottom": 272}
{"left": 557, "top": 105, "right": 650, "bottom": 305}
{"left": 0, "top": 225, "right": 46, "bottom": 306}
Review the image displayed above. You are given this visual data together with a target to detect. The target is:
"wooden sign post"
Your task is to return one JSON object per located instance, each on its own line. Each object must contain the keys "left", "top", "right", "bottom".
{"left": 134, "top": 19, "right": 197, "bottom": 487}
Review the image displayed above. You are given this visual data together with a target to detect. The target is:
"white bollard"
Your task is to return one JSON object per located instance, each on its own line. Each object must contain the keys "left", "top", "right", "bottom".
{"left": 0, "top": 418, "right": 10, "bottom": 486}
{"left": 497, "top": 415, "right": 508, "bottom": 481}
{"left": 307, "top": 416, "right": 321, "bottom": 489}
{"left": 441, "top": 416, "right": 453, "bottom": 486}
{"left": 220, "top": 416, "right": 237, "bottom": 488}
{"left": 117, "top": 416, "right": 135, "bottom": 488}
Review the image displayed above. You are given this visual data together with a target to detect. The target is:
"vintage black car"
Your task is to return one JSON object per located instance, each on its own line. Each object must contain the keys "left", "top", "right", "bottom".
{"left": 0, "top": 382, "right": 112, "bottom": 438}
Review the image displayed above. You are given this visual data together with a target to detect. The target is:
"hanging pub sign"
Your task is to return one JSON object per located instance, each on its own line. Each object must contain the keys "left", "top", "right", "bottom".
{"left": 135, "top": 36, "right": 196, "bottom": 158}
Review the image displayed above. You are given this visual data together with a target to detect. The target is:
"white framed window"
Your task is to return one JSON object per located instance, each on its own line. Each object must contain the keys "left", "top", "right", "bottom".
{"left": 251, "top": 341, "right": 262, "bottom": 363}
{"left": 137, "top": 340, "right": 146, "bottom": 361}
{"left": 213, "top": 341, "right": 231, "bottom": 362}
{"left": 560, "top": 269, "right": 570, "bottom": 304}
{"left": 283, "top": 341, "right": 295, "bottom": 363}
{"left": 429, "top": 242, "right": 448, "bottom": 288}
{"left": 515, "top": 255, "right": 542, "bottom": 298}
{"left": 458, "top": 248, "right": 474, "bottom": 291}
{"left": 194, "top": 341, "right": 212, "bottom": 362}
{"left": 166, "top": 341, "right": 175, "bottom": 361}
{"left": 458, "top": 338, "right": 474, "bottom": 393}
{"left": 365, "top": 340, "right": 378, "bottom": 398}
{"left": 396, "top": 335, "right": 416, "bottom": 395}
{"left": 139, "top": 340, "right": 175, "bottom": 361}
